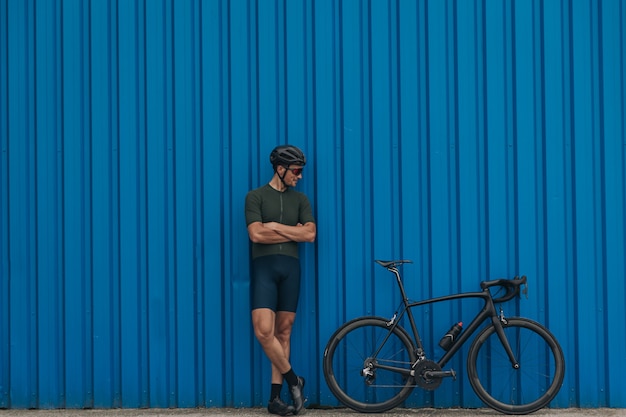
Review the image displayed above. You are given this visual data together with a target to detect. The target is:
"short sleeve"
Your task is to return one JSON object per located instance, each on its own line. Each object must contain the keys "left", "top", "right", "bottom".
{"left": 298, "top": 194, "right": 315, "bottom": 225}
{"left": 245, "top": 190, "right": 263, "bottom": 226}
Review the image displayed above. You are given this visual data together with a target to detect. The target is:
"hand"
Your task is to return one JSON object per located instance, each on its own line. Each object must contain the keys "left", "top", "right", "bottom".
{"left": 263, "top": 222, "right": 279, "bottom": 230}
{"left": 263, "top": 222, "right": 302, "bottom": 229}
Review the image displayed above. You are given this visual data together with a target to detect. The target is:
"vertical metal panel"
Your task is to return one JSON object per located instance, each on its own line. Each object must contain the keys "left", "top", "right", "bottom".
{"left": 1, "top": 0, "right": 625, "bottom": 410}
{"left": 35, "top": 0, "right": 64, "bottom": 407}
{"left": 601, "top": 0, "right": 626, "bottom": 405}
{"left": 0, "top": 0, "right": 8, "bottom": 408}
{"left": 118, "top": 0, "right": 148, "bottom": 408}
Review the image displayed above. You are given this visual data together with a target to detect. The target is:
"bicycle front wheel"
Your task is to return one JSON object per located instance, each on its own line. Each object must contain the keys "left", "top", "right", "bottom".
{"left": 467, "top": 317, "right": 565, "bottom": 414}
{"left": 323, "top": 317, "right": 417, "bottom": 413}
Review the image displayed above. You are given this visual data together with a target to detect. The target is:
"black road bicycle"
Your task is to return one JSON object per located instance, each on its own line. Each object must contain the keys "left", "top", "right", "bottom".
{"left": 323, "top": 260, "right": 565, "bottom": 414}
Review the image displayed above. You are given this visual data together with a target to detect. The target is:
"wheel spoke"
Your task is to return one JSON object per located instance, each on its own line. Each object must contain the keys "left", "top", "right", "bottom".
{"left": 323, "top": 318, "right": 417, "bottom": 413}
{"left": 467, "top": 318, "right": 565, "bottom": 414}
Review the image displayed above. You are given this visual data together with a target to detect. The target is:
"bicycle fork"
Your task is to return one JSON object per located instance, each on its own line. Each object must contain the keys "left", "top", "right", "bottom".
{"left": 493, "top": 306, "right": 520, "bottom": 369}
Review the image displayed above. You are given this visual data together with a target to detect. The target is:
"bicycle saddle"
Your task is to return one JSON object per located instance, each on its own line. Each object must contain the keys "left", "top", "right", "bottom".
{"left": 375, "top": 259, "right": 413, "bottom": 268}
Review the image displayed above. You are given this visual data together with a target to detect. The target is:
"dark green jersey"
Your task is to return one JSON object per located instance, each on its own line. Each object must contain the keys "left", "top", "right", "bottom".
{"left": 245, "top": 184, "right": 315, "bottom": 259}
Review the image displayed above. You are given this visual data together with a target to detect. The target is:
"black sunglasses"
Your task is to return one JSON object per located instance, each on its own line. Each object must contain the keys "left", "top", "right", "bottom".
{"left": 286, "top": 167, "right": 303, "bottom": 176}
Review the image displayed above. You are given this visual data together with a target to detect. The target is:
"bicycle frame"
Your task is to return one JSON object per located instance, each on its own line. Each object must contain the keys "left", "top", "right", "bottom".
{"left": 324, "top": 263, "right": 562, "bottom": 414}
{"left": 384, "top": 266, "right": 519, "bottom": 372}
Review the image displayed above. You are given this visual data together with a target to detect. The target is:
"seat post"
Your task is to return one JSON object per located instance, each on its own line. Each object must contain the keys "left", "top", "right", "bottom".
{"left": 388, "top": 266, "right": 410, "bottom": 305}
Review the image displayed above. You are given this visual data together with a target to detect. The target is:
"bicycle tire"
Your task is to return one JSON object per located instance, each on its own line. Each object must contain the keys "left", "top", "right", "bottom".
{"left": 323, "top": 317, "right": 417, "bottom": 413}
{"left": 467, "top": 317, "right": 565, "bottom": 414}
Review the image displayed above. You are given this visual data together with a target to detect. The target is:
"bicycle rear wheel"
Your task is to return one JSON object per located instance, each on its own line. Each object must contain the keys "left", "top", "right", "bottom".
{"left": 467, "top": 317, "right": 565, "bottom": 414}
{"left": 323, "top": 317, "right": 417, "bottom": 413}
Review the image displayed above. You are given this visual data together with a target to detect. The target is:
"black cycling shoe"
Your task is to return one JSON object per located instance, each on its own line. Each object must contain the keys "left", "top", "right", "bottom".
{"left": 268, "top": 397, "right": 296, "bottom": 416}
{"left": 289, "top": 376, "right": 306, "bottom": 415}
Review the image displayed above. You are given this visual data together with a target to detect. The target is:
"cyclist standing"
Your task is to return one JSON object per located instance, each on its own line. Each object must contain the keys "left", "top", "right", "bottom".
{"left": 245, "top": 145, "right": 316, "bottom": 415}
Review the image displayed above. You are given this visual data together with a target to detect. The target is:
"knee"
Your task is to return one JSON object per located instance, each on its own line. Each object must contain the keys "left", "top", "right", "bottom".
{"left": 275, "top": 321, "right": 295, "bottom": 344}
{"left": 253, "top": 323, "right": 275, "bottom": 345}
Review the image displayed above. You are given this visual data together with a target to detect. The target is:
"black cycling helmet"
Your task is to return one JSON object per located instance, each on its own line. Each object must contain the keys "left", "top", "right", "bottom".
{"left": 269, "top": 145, "right": 306, "bottom": 168}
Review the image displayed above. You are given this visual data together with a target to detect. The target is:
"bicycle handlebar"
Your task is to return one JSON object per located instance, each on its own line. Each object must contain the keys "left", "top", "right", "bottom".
{"left": 480, "top": 275, "right": 528, "bottom": 303}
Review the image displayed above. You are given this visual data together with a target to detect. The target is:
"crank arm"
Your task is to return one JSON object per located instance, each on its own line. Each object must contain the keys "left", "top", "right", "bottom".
{"left": 424, "top": 369, "right": 456, "bottom": 380}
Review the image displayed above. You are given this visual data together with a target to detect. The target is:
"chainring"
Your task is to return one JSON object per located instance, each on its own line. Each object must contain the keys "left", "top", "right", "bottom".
{"left": 413, "top": 360, "right": 443, "bottom": 390}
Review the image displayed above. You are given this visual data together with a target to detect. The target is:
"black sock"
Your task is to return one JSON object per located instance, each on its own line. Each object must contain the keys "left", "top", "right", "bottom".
{"left": 270, "top": 383, "right": 282, "bottom": 401}
{"left": 282, "top": 368, "right": 298, "bottom": 387}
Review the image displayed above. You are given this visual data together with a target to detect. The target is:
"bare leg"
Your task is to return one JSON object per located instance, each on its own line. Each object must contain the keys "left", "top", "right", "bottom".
{"left": 252, "top": 308, "right": 295, "bottom": 378}
{"left": 271, "top": 311, "right": 296, "bottom": 383}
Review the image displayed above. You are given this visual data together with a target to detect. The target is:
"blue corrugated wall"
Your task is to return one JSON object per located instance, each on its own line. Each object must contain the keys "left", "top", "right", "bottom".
{"left": 1, "top": 0, "right": 625, "bottom": 410}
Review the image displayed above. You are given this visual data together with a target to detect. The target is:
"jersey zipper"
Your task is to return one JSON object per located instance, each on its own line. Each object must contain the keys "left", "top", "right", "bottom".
{"left": 279, "top": 193, "right": 283, "bottom": 252}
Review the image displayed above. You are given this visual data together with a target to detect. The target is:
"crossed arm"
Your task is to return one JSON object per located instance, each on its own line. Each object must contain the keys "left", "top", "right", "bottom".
{"left": 247, "top": 221, "right": 316, "bottom": 244}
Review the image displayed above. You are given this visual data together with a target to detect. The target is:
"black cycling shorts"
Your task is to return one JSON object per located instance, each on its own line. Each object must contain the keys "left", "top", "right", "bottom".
{"left": 251, "top": 254, "right": 301, "bottom": 313}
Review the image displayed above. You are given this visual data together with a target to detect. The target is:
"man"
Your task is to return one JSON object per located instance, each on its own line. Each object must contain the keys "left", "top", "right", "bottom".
{"left": 245, "top": 145, "right": 316, "bottom": 415}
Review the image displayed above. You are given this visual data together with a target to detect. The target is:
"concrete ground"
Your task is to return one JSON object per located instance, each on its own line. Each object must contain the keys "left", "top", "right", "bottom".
{"left": 0, "top": 408, "right": 624, "bottom": 417}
